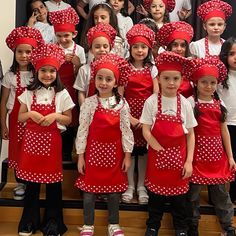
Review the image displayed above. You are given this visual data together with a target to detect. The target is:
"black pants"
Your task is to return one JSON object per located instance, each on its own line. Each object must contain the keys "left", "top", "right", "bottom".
{"left": 18, "top": 182, "right": 67, "bottom": 235}
{"left": 146, "top": 190, "right": 188, "bottom": 231}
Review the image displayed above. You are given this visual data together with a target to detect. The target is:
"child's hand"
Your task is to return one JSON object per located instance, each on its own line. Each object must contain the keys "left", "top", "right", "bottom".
{"left": 177, "top": 9, "right": 188, "bottom": 20}
{"left": 229, "top": 157, "right": 236, "bottom": 171}
{"left": 136, "top": 4, "right": 148, "bottom": 16}
{"left": 122, "top": 154, "right": 131, "bottom": 172}
{"left": 40, "top": 113, "right": 57, "bottom": 126}
{"left": 65, "top": 53, "right": 74, "bottom": 62}
{"left": 27, "top": 12, "right": 38, "bottom": 27}
{"left": 78, "top": 154, "right": 85, "bottom": 175}
{"left": 130, "top": 116, "right": 142, "bottom": 130}
{"left": 182, "top": 161, "right": 192, "bottom": 179}
{"left": 155, "top": 144, "right": 165, "bottom": 152}
{"left": 1, "top": 126, "right": 9, "bottom": 140}
{"left": 30, "top": 111, "right": 45, "bottom": 124}
{"left": 71, "top": 55, "right": 81, "bottom": 67}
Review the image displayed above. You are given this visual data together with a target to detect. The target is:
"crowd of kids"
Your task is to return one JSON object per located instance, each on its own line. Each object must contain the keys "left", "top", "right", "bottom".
{"left": 1, "top": 0, "right": 236, "bottom": 236}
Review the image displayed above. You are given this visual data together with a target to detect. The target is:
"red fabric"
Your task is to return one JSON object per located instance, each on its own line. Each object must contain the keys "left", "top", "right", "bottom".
{"left": 129, "top": 36, "right": 151, "bottom": 48}
{"left": 35, "top": 58, "right": 60, "bottom": 71}
{"left": 53, "top": 23, "right": 76, "bottom": 33}
{"left": 75, "top": 100, "right": 128, "bottom": 193}
{"left": 178, "top": 76, "right": 193, "bottom": 98}
{"left": 95, "top": 62, "right": 120, "bottom": 81}
{"left": 192, "top": 65, "right": 219, "bottom": 82}
{"left": 145, "top": 93, "right": 189, "bottom": 196}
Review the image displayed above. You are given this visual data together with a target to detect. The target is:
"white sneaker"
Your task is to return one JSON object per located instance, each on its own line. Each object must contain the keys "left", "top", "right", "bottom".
{"left": 108, "top": 224, "right": 124, "bottom": 236}
{"left": 13, "top": 183, "right": 26, "bottom": 200}
{"left": 79, "top": 225, "right": 94, "bottom": 236}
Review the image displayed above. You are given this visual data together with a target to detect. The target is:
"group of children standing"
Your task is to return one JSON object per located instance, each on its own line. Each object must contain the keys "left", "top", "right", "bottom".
{"left": 1, "top": 0, "right": 236, "bottom": 236}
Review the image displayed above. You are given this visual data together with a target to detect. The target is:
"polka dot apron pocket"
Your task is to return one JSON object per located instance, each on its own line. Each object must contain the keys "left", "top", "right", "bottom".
{"left": 88, "top": 140, "right": 117, "bottom": 167}
{"left": 195, "top": 135, "right": 223, "bottom": 162}
{"left": 23, "top": 130, "right": 52, "bottom": 157}
{"left": 155, "top": 146, "right": 183, "bottom": 170}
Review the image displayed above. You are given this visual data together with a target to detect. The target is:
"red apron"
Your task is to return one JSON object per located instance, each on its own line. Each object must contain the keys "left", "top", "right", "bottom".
{"left": 125, "top": 66, "right": 153, "bottom": 147}
{"left": 58, "top": 43, "right": 79, "bottom": 126}
{"left": 191, "top": 100, "right": 234, "bottom": 185}
{"left": 8, "top": 70, "right": 26, "bottom": 169}
{"left": 145, "top": 93, "right": 189, "bottom": 196}
{"left": 87, "top": 74, "right": 96, "bottom": 98}
{"left": 16, "top": 91, "right": 63, "bottom": 183}
{"left": 75, "top": 98, "right": 128, "bottom": 193}
{"left": 178, "top": 76, "right": 193, "bottom": 98}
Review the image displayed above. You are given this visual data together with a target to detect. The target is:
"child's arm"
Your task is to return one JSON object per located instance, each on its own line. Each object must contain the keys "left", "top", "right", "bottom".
{"left": 153, "top": 77, "right": 159, "bottom": 94}
{"left": 77, "top": 153, "right": 85, "bottom": 175}
{"left": 122, "top": 152, "right": 132, "bottom": 172}
{"left": 142, "top": 124, "right": 164, "bottom": 151}
{"left": 0, "top": 87, "right": 10, "bottom": 139}
{"left": 182, "top": 127, "right": 195, "bottom": 179}
{"left": 128, "top": 1, "right": 135, "bottom": 15}
{"left": 65, "top": 54, "right": 81, "bottom": 74}
{"left": 78, "top": 91, "right": 86, "bottom": 106}
{"left": 221, "top": 122, "right": 236, "bottom": 170}
{"left": 76, "top": 0, "right": 88, "bottom": 20}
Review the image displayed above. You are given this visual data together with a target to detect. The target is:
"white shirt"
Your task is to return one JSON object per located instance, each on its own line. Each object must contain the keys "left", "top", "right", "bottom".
{"left": 18, "top": 87, "right": 75, "bottom": 132}
{"left": 34, "top": 22, "right": 56, "bottom": 44}
{"left": 117, "top": 13, "right": 133, "bottom": 41}
{"left": 75, "top": 95, "right": 134, "bottom": 154}
{"left": 169, "top": 0, "right": 191, "bottom": 22}
{"left": 140, "top": 93, "right": 197, "bottom": 133}
{"left": 190, "top": 38, "right": 224, "bottom": 58}
{"left": 45, "top": 0, "right": 71, "bottom": 12}
{"left": 217, "top": 69, "right": 236, "bottom": 125}
{"left": 82, "top": 0, "right": 105, "bottom": 10}
{"left": 2, "top": 71, "right": 33, "bottom": 113}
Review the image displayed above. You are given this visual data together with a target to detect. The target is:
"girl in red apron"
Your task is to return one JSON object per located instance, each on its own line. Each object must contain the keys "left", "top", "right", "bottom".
{"left": 17, "top": 44, "right": 74, "bottom": 236}
{"left": 1, "top": 26, "right": 43, "bottom": 200}
{"left": 75, "top": 54, "right": 134, "bottom": 236}
{"left": 50, "top": 7, "right": 86, "bottom": 161}
{"left": 140, "top": 51, "right": 197, "bottom": 236}
{"left": 122, "top": 24, "right": 157, "bottom": 205}
{"left": 187, "top": 56, "right": 236, "bottom": 236}
{"left": 157, "top": 21, "right": 194, "bottom": 98}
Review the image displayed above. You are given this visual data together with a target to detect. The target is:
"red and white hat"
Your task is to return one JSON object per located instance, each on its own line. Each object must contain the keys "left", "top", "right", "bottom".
{"left": 87, "top": 23, "right": 117, "bottom": 47}
{"left": 190, "top": 56, "right": 227, "bottom": 84}
{"left": 91, "top": 53, "right": 130, "bottom": 86}
{"left": 197, "top": 0, "right": 232, "bottom": 22}
{"left": 157, "top": 21, "right": 193, "bottom": 47}
{"left": 126, "top": 24, "right": 155, "bottom": 48}
{"left": 6, "top": 26, "right": 44, "bottom": 51}
{"left": 143, "top": 0, "right": 175, "bottom": 13}
{"left": 155, "top": 51, "right": 193, "bottom": 79}
{"left": 49, "top": 7, "right": 79, "bottom": 32}
{"left": 31, "top": 43, "right": 65, "bottom": 71}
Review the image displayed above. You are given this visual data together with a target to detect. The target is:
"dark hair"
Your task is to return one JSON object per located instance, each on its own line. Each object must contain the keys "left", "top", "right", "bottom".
{"left": 193, "top": 85, "right": 227, "bottom": 122}
{"left": 106, "top": 0, "right": 128, "bottom": 17}
{"left": 95, "top": 86, "right": 121, "bottom": 105}
{"left": 27, "top": 71, "right": 64, "bottom": 92}
{"left": 138, "top": 17, "right": 158, "bottom": 34}
{"left": 167, "top": 39, "right": 192, "bottom": 58}
{"left": 80, "top": 3, "right": 120, "bottom": 53}
{"left": 219, "top": 37, "right": 236, "bottom": 89}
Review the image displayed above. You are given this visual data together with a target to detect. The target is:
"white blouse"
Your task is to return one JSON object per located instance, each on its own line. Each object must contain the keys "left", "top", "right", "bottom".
{"left": 45, "top": 0, "right": 71, "bottom": 12}
{"left": 34, "top": 22, "right": 55, "bottom": 44}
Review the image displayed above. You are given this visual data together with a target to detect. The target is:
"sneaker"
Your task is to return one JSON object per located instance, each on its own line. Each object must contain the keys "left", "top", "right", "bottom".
{"left": 108, "top": 224, "right": 124, "bottom": 236}
{"left": 18, "top": 222, "right": 33, "bottom": 236}
{"left": 14, "top": 183, "right": 26, "bottom": 200}
{"left": 43, "top": 219, "right": 60, "bottom": 236}
{"left": 144, "top": 227, "right": 158, "bottom": 236}
{"left": 79, "top": 225, "right": 94, "bottom": 236}
{"left": 221, "top": 226, "right": 236, "bottom": 236}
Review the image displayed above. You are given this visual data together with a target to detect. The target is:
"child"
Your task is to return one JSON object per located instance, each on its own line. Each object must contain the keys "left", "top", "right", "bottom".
{"left": 190, "top": 0, "right": 232, "bottom": 58}
{"left": 75, "top": 53, "right": 134, "bottom": 236}
{"left": 157, "top": 21, "right": 194, "bottom": 98}
{"left": 44, "top": 0, "right": 71, "bottom": 12}
{"left": 50, "top": 6, "right": 86, "bottom": 161}
{"left": 218, "top": 37, "right": 236, "bottom": 204}
{"left": 0, "top": 26, "right": 44, "bottom": 200}
{"left": 169, "top": 0, "right": 191, "bottom": 22}
{"left": 17, "top": 43, "right": 74, "bottom": 236}
{"left": 187, "top": 56, "right": 236, "bottom": 236}
{"left": 74, "top": 22, "right": 117, "bottom": 105}
{"left": 122, "top": 24, "right": 157, "bottom": 205}
{"left": 27, "top": 0, "right": 55, "bottom": 44}
{"left": 140, "top": 51, "right": 197, "bottom": 236}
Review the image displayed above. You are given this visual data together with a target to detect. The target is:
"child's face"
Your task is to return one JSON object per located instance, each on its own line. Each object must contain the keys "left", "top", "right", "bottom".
{"left": 94, "top": 8, "right": 110, "bottom": 25}
{"left": 131, "top": 43, "right": 149, "bottom": 63}
{"left": 150, "top": 0, "right": 165, "bottom": 22}
{"left": 197, "top": 76, "right": 217, "bottom": 99}
{"left": 158, "top": 70, "right": 182, "bottom": 97}
{"left": 38, "top": 65, "right": 57, "bottom": 88}
{"left": 170, "top": 39, "right": 187, "bottom": 57}
{"left": 109, "top": 0, "right": 124, "bottom": 14}
{"left": 95, "top": 68, "right": 117, "bottom": 98}
{"left": 56, "top": 31, "right": 77, "bottom": 49}
{"left": 15, "top": 44, "right": 33, "bottom": 70}
{"left": 203, "top": 17, "right": 226, "bottom": 38}
{"left": 31, "top": 1, "right": 48, "bottom": 23}
{"left": 91, "top": 36, "right": 111, "bottom": 59}
{"left": 227, "top": 43, "right": 236, "bottom": 71}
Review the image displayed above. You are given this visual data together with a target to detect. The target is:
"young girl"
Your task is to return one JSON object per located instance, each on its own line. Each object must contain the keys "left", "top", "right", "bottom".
{"left": 0, "top": 26, "right": 44, "bottom": 200}
{"left": 122, "top": 24, "right": 157, "bottom": 205}
{"left": 218, "top": 37, "right": 236, "bottom": 204}
{"left": 75, "top": 53, "right": 134, "bottom": 236}
{"left": 140, "top": 51, "right": 197, "bottom": 236}
{"left": 17, "top": 43, "right": 74, "bottom": 236}
{"left": 27, "top": 0, "right": 55, "bottom": 44}
{"left": 190, "top": 0, "right": 232, "bottom": 58}
{"left": 74, "top": 22, "right": 117, "bottom": 105}
{"left": 187, "top": 56, "right": 236, "bottom": 236}
{"left": 157, "top": 21, "right": 194, "bottom": 98}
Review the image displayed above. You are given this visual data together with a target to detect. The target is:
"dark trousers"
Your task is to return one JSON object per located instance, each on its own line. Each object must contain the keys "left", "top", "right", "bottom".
{"left": 146, "top": 190, "right": 188, "bottom": 231}
{"left": 18, "top": 182, "right": 67, "bottom": 235}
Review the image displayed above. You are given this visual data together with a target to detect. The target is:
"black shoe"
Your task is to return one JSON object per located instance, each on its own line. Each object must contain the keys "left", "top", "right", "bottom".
{"left": 175, "top": 230, "right": 187, "bottom": 236}
{"left": 18, "top": 222, "right": 34, "bottom": 236}
{"left": 145, "top": 227, "right": 158, "bottom": 236}
{"left": 225, "top": 226, "right": 236, "bottom": 236}
{"left": 43, "top": 219, "right": 59, "bottom": 236}
{"left": 188, "top": 225, "right": 199, "bottom": 236}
